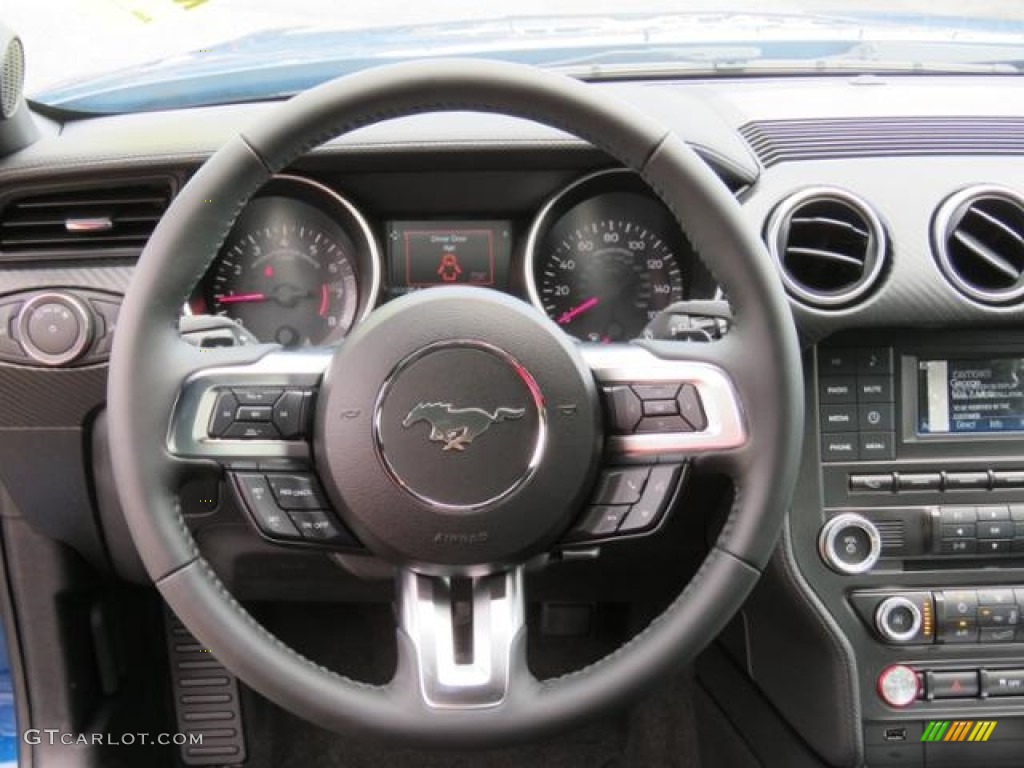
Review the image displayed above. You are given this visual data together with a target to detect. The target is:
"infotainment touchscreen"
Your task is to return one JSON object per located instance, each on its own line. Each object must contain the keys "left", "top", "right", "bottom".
{"left": 917, "top": 358, "right": 1024, "bottom": 434}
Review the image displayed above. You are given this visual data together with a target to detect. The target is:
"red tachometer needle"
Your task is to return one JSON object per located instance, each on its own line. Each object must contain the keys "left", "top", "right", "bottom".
{"left": 216, "top": 292, "right": 267, "bottom": 304}
{"left": 557, "top": 296, "right": 599, "bottom": 325}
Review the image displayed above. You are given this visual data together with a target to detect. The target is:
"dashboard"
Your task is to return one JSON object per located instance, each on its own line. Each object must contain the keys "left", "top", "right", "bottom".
{"left": 3, "top": 73, "right": 1024, "bottom": 768}
{"left": 185, "top": 168, "right": 716, "bottom": 347}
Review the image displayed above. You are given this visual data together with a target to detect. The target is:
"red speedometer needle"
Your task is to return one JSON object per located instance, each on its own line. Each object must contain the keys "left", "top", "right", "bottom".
{"left": 557, "top": 296, "right": 599, "bottom": 325}
{"left": 216, "top": 293, "right": 267, "bottom": 304}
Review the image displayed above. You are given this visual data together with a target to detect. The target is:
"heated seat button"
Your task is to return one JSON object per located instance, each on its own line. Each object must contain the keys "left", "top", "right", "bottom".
{"left": 208, "top": 391, "right": 238, "bottom": 438}
{"left": 233, "top": 474, "right": 299, "bottom": 539}
{"left": 929, "top": 671, "right": 979, "bottom": 699}
{"left": 266, "top": 474, "right": 328, "bottom": 510}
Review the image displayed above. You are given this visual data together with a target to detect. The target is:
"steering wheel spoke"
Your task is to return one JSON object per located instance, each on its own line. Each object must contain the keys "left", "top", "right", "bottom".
{"left": 396, "top": 567, "right": 528, "bottom": 710}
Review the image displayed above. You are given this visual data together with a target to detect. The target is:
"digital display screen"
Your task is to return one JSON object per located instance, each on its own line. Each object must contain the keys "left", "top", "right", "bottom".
{"left": 918, "top": 358, "right": 1024, "bottom": 434}
{"left": 387, "top": 221, "right": 511, "bottom": 296}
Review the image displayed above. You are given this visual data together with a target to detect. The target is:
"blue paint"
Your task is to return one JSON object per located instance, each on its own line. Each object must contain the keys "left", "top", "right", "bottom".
{"left": 0, "top": 629, "right": 17, "bottom": 767}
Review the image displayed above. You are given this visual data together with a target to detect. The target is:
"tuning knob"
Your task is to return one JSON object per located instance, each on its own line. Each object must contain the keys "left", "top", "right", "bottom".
{"left": 818, "top": 513, "right": 882, "bottom": 574}
{"left": 16, "top": 292, "right": 94, "bottom": 366}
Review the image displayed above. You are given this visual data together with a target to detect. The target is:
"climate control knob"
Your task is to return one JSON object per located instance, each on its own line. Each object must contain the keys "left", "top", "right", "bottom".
{"left": 818, "top": 513, "right": 882, "bottom": 574}
{"left": 875, "top": 596, "right": 923, "bottom": 643}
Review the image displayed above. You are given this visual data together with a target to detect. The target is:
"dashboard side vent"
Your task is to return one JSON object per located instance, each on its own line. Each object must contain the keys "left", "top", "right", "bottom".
{"left": 740, "top": 117, "right": 1024, "bottom": 166}
{"left": 933, "top": 185, "right": 1024, "bottom": 305}
{"left": 0, "top": 180, "right": 173, "bottom": 262}
{"left": 766, "top": 188, "right": 887, "bottom": 308}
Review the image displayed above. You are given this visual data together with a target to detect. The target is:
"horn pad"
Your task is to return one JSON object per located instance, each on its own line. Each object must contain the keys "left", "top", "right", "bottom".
{"left": 315, "top": 287, "right": 601, "bottom": 571}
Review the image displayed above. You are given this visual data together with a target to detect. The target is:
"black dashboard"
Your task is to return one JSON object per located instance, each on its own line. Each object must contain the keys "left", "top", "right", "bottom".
{"left": 3, "top": 73, "right": 1024, "bottom": 767}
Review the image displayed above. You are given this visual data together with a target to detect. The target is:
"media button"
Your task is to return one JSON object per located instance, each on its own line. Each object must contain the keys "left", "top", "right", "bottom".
{"left": 821, "top": 405, "right": 857, "bottom": 432}
{"left": 978, "top": 521, "right": 1013, "bottom": 539}
{"left": 941, "top": 523, "right": 976, "bottom": 540}
{"left": 940, "top": 538, "right": 977, "bottom": 554}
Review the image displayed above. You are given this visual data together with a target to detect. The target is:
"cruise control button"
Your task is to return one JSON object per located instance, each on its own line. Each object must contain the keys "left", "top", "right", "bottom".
{"left": 930, "top": 671, "right": 979, "bottom": 699}
{"left": 232, "top": 387, "right": 283, "bottom": 406}
{"left": 635, "top": 416, "right": 692, "bottom": 433}
{"left": 288, "top": 510, "right": 353, "bottom": 544}
{"left": 676, "top": 385, "right": 707, "bottom": 431}
{"left": 980, "top": 669, "right": 1024, "bottom": 696}
{"left": 631, "top": 383, "right": 680, "bottom": 401}
{"left": 266, "top": 474, "right": 328, "bottom": 510}
{"left": 620, "top": 464, "right": 681, "bottom": 532}
{"left": 208, "top": 391, "right": 238, "bottom": 438}
{"left": 223, "top": 421, "right": 279, "bottom": 440}
{"left": 236, "top": 405, "right": 272, "bottom": 422}
{"left": 603, "top": 386, "right": 643, "bottom": 433}
{"left": 272, "top": 390, "right": 306, "bottom": 438}
{"left": 234, "top": 474, "right": 300, "bottom": 539}
{"left": 592, "top": 468, "right": 650, "bottom": 506}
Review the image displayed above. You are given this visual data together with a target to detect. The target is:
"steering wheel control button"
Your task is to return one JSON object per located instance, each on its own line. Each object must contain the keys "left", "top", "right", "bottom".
{"left": 877, "top": 665, "right": 921, "bottom": 709}
{"left": 287, "top": 510, "right": 354, "bottom": 544}
{"left": 620, "top": 464, "right": 682, "bottom": 532}
{"left": 631, "top": 383, "right": 680, "bottom": 401}
{"left": 636, "top": 415, "right": 692, "bottom": 433}
{"left": 592, "top": 468, "right": 650, "bottom": 506}
{"left": 236, "top": 405, "right": 272, "bottom": 422}
{"left": 224, "top": 421, "right": 279, "bottom": 440}
{"left": 818, "top": 513, "right": 882, "bottom": 574}
{"left": 232, "top": 387, "right": 284, "bottom": 406}
{"left": 266, "top": 474, "right": 328, "bottom": 510}
{"left": 566, "top": 506, "right": 630, "bottom": 540}
{"left": 875, "top": 597, "right": 923, "bottom": 643}
{"left": 677, "top": 384, "right": 707, "bottom": 430}
{"left": 642, "top": 399, "right": 677, "bottom": 417}
{"left": 16, "top": 292, "right": 93, "bottom": 366}
{"left": 208, "top": 391, "right": 239, "bottom": 437}
{"left": 272, "top": 390, "right": 307, "bottom": 438}
{"left": 603, "top": 386, "right": 643, "bottom": 433}
{"left": 233, "top": 474, "right": 300, "bottom": 539}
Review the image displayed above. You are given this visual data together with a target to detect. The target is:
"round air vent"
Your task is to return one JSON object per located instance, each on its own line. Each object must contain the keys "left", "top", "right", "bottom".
{"left": 766, "top": 187, "right": 887, "bottom": 308}
{"left": 933, "top": 185, "right": 1024, "bottom": 305}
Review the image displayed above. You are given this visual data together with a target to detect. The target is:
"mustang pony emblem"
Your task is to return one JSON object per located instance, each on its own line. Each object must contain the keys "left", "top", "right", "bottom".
{"left": 402, "top": 402, "right": 525, "bottom": 451}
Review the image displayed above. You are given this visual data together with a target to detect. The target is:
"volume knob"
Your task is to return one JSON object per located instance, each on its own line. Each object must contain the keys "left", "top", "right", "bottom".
{"left": 818, "top": 513, "right": 882, "bottom": 574}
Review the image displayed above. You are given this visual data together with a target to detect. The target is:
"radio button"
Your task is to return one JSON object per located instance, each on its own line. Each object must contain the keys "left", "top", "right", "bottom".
{"left": 900, "top": 473, "right": 942, "bottom": 492}
{"left": 978, "top": 521, "right": 1013, "bottom": 539}
{"left": 850, "top": 473, "right": 895, "bottom": 492}
{"left": 993, "top": 471, "right": 1024, "bottom": 489}
{"left": 857, "top": 376, "right": 894, "bottom": 403}
{"left": 979, "top": 539, "right": 1012, "bottom": 554}
{"left": 944, "top": 472, "right": 990, "bottom": 491}
{"left": 940, "top": 506, "right": 976, "bottom": 524}
{"left": 942, "top": 523, "right": 976, "bottom": 540}
{"left": 940, "top": 539, "right": 977, "bottom": 554}
{"left": 859, "top": 433, "right": 894, "bottom": 461}
{"left": 821, "top": 405, "right": 857, "bottom": 432}
{"left": 859, "top": 404, "right": 894, "bottom": 432}
{"left": 820, "top": 376, "right": 856, "bottom": 404}
{"left": 977, "top": 504, "right": 1009, "bottom": 521}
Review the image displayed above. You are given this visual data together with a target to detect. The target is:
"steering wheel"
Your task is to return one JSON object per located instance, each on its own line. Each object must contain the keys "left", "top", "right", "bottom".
{"left": 107, "top": 59, "right": 802, "bottom": 746}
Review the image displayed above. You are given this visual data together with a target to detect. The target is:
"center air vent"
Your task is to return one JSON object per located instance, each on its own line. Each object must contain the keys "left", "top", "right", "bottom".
{"left": 933, "top": 185, "right": 1024, "bottom": 305}
{"left": 766, "top": 188, "right": 887, "bottom": 308}
{"left": 0, "top": 180, "right": 173, "bottom": 261}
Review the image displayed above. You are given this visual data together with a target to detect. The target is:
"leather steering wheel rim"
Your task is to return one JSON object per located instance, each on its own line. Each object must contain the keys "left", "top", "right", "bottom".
{"left": 107, "top": 59, "right": 803, "bottom": 746}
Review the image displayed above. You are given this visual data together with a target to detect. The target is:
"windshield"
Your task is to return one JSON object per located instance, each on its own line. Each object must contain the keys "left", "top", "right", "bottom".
{"left": 8, "top": 1, "right": 1024, "bottom": 114}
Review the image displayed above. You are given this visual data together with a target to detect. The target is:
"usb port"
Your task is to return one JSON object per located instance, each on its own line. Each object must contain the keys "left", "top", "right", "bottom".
{"left": 884, "top": 727, "right": 907, "bottom": 742}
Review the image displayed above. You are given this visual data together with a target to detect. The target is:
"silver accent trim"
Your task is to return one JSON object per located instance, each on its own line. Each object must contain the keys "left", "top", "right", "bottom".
{"left": 875, "top": 597, "right": 923, "bottom": 644}
{"left": 15, "top": 292, "right": 93, "bottom": 366}
{"left": 398, "top": 567, "right": 525, "bottom": 709}
{"left": 65, "top": 216, "right": 113, "bottom": 233}
{"left": 272, "top": 173, "right": 383, "bottom": 327}
{"left": 167, "top": 348, "right": 331, "bottom": 459}
{"left": 818, "top": 512, "right": 882, "bottom": 575}
{"left": 581, "top": 344, "right": 747, "bottom": 456}
{"left": 765, "top": 186, "right": 887, "bottom": 308}
{"left": 932, "top": 184, "right": 1024, "bottom": 305}
{"left": 522, "top": 168, "right": 639, "bottom": 320}
{"left": 373, "top": 340, "right": 547, "bottom": 512}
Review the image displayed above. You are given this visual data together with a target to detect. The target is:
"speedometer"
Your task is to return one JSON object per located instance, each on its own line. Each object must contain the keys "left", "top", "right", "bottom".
{"left": 538, "top": 218, "right": 683, "bottom": 342}
{"left": 526, "top": 170, "right": 713, "bottom": 342}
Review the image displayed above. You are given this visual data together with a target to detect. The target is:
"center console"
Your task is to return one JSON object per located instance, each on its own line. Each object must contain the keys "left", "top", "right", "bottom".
{"left": 798, "top": 331, "right": 1024, "bottom": 767}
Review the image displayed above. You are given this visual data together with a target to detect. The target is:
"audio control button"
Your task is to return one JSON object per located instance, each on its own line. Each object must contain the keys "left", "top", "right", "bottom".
{"left": 819, "top": 513, "right": 881, "bottom": 574}
{"left": 940, "top": 506, "right": 976, "bottom": 524}
{"left": 940, "top": 539, "right": 977, "bottom": 554}
{"left": 977, "top": 505, "right": 1010, "bottom": 521}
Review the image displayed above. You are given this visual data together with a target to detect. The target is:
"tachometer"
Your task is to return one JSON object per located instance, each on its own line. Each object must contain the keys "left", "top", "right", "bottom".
{"left": 526, "top": 170, "right": 713, "bottom": 342}
{"left": 193, "top": 176, "right": 380, "bottom": 346}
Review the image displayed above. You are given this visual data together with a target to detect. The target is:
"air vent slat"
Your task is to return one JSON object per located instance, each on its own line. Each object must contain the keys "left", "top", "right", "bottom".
{"left": 767, "top": 188, "right": 887, "bottom": 308}
{"left": 0, "top": 182, "right": 172, "bottom": 260}
{"left": 741, "top": 117, "right": 1024, "bottom": 165}
{"left": 951, "top": 230, "right": 1021, "bottom": 281}
{"left": 934, "top": 185, "right": 1024, "bottom": 304}
{"left": 785, "top": 246, "right": 865, "bottom": 269}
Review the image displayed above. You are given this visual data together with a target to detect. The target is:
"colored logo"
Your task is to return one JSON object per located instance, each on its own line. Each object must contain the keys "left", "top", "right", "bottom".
{"left": 921, "top": 721, "right": 997, "bottom": 742}
{"left": 402, "top": 403, "right": 525, "bottom": 452}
